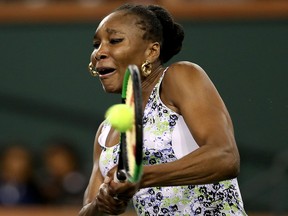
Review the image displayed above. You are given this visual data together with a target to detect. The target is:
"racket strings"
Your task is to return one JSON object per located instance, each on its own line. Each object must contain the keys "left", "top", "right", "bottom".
{"left": 125, "top": 77, "right": 137, "bottom": 179}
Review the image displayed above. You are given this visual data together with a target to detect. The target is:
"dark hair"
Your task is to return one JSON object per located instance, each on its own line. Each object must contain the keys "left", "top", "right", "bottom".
{"left": 115, "top": 4, "right": 184, "bottom": 63}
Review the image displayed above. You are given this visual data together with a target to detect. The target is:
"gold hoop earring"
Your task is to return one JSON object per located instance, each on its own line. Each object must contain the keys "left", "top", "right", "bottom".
{"left": 141, "top": 60, "right": 152, "bottom": 77}
{"left": 88, "top": 62, "right": 98, "bottom": 77}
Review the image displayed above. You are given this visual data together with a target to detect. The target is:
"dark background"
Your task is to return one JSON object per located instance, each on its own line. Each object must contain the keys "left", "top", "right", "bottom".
{"left": 0, "top": 2, "right": 287, "bottom": 213}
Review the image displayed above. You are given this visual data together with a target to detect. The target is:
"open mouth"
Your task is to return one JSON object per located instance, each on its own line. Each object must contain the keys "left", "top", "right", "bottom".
{"left": 96, "top": 67, "right": 116, "bottom": 75}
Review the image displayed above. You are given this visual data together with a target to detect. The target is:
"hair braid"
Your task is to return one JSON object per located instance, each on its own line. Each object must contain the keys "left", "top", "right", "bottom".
{"left": 115, "top": 4, "right": 184, "bottom": 63}
{"left": 147, "top": 5, "right": 184, "bottom": 63}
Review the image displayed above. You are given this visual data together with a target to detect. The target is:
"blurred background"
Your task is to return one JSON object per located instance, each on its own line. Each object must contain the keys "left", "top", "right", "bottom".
{"left": 0, "top": 0, "right": 287, "bottom": 215}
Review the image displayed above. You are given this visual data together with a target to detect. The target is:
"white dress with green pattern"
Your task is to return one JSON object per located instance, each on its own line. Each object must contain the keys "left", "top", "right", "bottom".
{"left": 98, "top": 71, "right": 247, "bottom": 216}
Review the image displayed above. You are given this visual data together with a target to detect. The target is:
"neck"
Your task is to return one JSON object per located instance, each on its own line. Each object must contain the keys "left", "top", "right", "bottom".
{"left": 141, "top": 63, "right": 164, "bottom": 92}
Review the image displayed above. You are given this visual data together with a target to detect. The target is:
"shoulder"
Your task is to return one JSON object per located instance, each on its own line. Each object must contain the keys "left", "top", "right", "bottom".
{"left": 161, "top": 61, "right": 217, "bottom": 113}
{"left": 167, "top": 61, "right": 204, "bottom": 73}
{"left": 163, "top": 61, "right": 212, "bottom": 91}
{"left": 164, "top": 61, "right": 210, "bottom": 84}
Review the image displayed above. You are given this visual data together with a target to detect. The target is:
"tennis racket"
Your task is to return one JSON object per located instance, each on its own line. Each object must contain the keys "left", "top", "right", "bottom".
{"left": 115, "top": 64, "right": 143, "bottom": 183}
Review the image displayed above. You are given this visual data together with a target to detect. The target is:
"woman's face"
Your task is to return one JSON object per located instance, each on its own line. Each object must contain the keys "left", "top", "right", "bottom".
{"left": 91, "top": 11, "right": 151, "bottom": 93}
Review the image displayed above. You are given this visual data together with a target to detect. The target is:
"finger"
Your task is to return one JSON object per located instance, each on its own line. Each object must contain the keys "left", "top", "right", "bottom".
{"left": 98, "top": 183, "right": 128, "bottom": 206}
{"left": 99, "top": 183, "right": 108, "bottom": 196}
{"left": 99, "top": 182, "right": 116, "bottom": 197}
{"left": 118, "top": 193, "right": 135, "bottom": 202}
{"left": 98, "top": 182, "right": 131, "bottom": 214}
{"left": 106, "top": 165, "right": 118, "bottom": 178}
{"left": 108, "top": 182, "right": 137, "bottom": 202}
{"left": 104, "top": 176, "right": 111, "bottom": 184}
{"left": 97, "top": 195, "right": 128, "bottom": 215}
{"left": 112, "top": 181, "right": 137, "bottom": 196}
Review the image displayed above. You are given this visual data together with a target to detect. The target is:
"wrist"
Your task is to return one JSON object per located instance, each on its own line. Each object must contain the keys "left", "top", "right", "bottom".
{"left": 140, "top": 165, "right": 156, "bottom": 188}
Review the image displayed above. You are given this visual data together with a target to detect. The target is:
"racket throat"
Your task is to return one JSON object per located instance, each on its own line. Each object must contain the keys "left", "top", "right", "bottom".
{"left": 116, "top": 133, "right": 127, "bottom": 182}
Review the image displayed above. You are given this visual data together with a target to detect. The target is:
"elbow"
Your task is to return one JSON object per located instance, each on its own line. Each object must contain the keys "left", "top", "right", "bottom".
{"left": 227, "top": 156, "right": 240, "bottom": 179}
{"left": 222, "top": 148, "right": 240, "bottom": 179}
{"left": 211, "top": 141, "right": 240, "bottom": 181}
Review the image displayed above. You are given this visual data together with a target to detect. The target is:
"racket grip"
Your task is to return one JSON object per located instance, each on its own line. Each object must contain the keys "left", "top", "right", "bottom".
{"left": 114, "top": 169, "right": 127, "bottom": 183}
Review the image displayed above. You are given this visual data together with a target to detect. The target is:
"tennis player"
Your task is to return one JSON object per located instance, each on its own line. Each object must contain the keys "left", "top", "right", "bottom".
{"left": 79, "top": 3, "right": 247, "bottom": 216}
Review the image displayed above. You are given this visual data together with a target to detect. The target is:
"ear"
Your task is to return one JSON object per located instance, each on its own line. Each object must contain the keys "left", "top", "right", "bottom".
{"left": 145, "top": 42, "right": 161, "bottom": 63}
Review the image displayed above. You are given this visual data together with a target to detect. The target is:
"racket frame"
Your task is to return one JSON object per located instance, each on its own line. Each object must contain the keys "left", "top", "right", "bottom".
{"left": 116, "top": 65, "right": 143, "bottom": 183}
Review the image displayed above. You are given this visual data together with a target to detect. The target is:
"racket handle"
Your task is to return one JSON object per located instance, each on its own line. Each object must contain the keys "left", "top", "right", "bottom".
{"left": 114, "top": 169, "right": 127, "bottom": 183}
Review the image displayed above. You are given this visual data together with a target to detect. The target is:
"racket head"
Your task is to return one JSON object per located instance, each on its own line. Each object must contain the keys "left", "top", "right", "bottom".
{"left": 118, "top": 64, "right": 143, "bottom": 183}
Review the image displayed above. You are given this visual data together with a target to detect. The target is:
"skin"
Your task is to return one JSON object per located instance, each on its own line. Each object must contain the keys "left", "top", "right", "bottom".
{"left": 79, "top": 10, "right": 240, "bottom": 216}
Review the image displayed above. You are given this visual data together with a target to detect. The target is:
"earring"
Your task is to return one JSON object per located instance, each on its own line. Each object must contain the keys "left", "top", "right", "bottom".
{"left": 141, "top": 60, "right": 152, "bottom": 77}
{"left": 88, "top": 62, "right": 98, "bottom": 77}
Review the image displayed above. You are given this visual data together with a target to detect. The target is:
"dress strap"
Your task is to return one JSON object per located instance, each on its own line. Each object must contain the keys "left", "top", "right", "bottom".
{"left": 158, "top": 67, "right": 169, "bottom": 84}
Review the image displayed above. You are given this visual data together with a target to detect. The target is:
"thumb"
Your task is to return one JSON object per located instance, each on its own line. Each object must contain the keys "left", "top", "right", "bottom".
{"left": 107, "top": 165, "right": 118, "bottom": 176}
{"left": 104, "top": 176, "right": 111, "bottom": 184}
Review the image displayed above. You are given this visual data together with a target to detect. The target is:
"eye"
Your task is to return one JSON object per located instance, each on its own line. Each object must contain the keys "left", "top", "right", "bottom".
{"left": 110, "top": 38, "right": 124, "bottom": 44}
{"left": 93, "top": 41, "right": 100, "bottom": 49}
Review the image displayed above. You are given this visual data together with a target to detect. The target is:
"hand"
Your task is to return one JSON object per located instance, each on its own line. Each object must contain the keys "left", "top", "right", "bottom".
{"left": 106, "top": 168, "right": 140, "bottom": 202}
{"left": 95, "top": 177, "right": 128, "bottom": 215}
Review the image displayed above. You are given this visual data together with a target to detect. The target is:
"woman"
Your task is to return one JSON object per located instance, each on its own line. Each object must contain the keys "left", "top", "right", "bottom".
{"left": 79, "top": 3, "right": 247, "bottom": 216}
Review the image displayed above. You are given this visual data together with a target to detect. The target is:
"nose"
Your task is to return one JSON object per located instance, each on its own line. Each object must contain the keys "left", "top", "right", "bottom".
{"left": 95, "top": 53, "right": 107, "bottom": 61}
{"left": 94, "top": 44, "right": 108, "bottom": 61}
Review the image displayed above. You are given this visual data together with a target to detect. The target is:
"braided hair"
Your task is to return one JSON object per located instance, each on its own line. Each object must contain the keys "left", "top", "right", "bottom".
{"left": 115, "top": 4, "right": 184, "bottom": 64}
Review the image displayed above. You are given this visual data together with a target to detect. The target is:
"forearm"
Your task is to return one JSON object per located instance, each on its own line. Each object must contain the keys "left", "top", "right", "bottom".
{"left": 141, "top": 145, "right": 239, "bottom": 188}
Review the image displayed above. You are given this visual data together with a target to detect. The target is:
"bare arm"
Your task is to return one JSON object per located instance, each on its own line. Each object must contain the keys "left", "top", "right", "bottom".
{"left": 78, "top": 122, "right": 105, "bottom": 216}
{"left": 141, "top": 61, "right": 240, "bottom": 188}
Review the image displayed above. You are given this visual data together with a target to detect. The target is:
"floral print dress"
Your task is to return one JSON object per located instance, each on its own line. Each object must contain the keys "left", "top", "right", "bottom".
{"left": 98, "top": 70, "right": 247, "bottom": 216}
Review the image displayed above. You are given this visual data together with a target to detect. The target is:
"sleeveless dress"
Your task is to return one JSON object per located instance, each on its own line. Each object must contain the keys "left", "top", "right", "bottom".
{"left": 98, "top": 70, "right": 247, "bottom": 216}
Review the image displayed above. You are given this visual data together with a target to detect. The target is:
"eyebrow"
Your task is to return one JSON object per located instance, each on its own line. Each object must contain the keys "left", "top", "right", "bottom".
{"left": 106, "top": 28, "right": 125, "bottom": 35}
{"left": 94, "top": 27, "right": 125, "bottom": 40}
